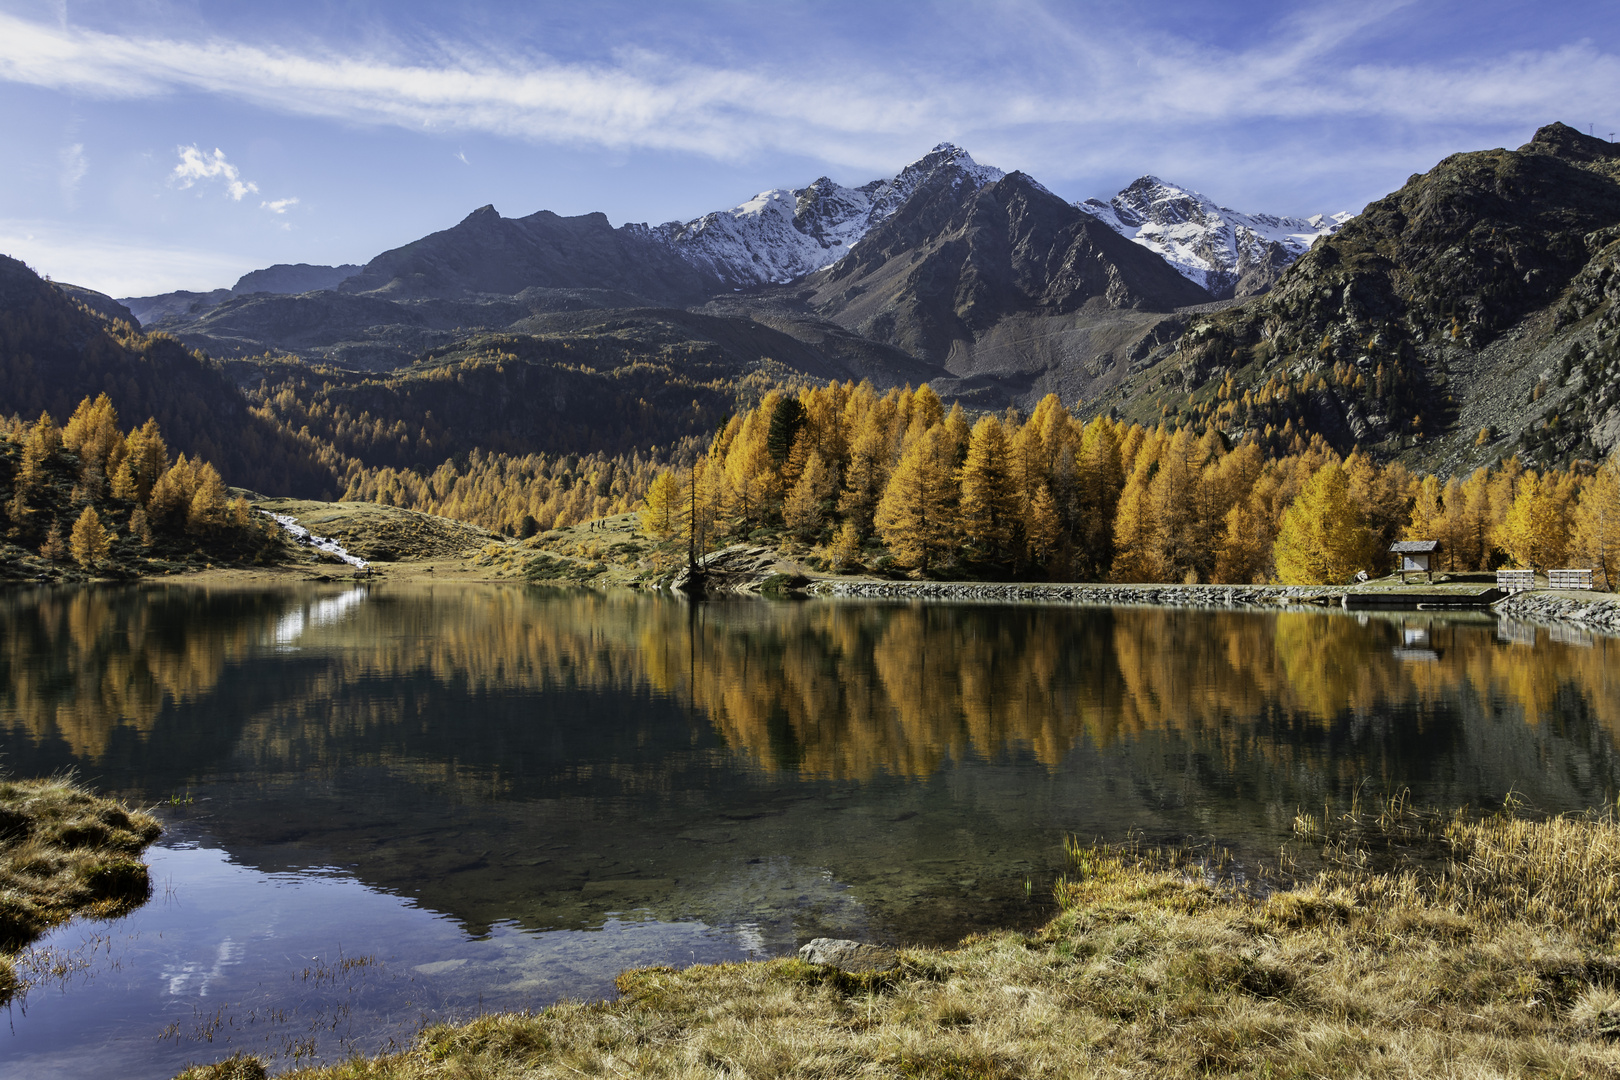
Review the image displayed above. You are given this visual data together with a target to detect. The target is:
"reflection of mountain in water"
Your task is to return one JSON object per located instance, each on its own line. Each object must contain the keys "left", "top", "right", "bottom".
{"left": 2, "top": 586, "right": 1619, "bottom": 947}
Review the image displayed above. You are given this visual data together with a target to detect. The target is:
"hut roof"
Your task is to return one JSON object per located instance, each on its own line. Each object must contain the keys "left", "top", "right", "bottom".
{"left": 1390, "top": 540, "right": 1440, "bottom": 553}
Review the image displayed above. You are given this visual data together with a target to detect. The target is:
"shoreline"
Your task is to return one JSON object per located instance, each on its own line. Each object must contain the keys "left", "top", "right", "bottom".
{"left": 13, "top": 563, "right": 1620, "bottom": 636}
{"left": 174, "top": 806, "right": 1620, "bottom": 1080}
{"left": 805, "top": 579, "right": 1338, "bottom": 606}
{"left": 1491, "top": 589, "right": 1620, "bottom": 632}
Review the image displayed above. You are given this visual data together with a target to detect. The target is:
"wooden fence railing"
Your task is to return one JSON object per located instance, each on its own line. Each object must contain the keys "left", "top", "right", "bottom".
{"left": 1496, "top": 568, "right": 1536, "bottom": 592}
{"left": 1549, "top": 568, "right": 1594, "bottom": 590}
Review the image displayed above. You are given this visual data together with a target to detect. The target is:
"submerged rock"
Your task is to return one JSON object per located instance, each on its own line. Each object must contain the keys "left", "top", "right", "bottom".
{"left": 797, "top": 938, "right": 898, "bottom": 973}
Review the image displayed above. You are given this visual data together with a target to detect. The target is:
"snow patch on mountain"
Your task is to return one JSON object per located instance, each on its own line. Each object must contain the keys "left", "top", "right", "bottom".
{"left": 1078, "top": 177, "right": 1352, "bottom": 299}
{"left": 643, "top": 143, "right": 1004, "bottom": 287}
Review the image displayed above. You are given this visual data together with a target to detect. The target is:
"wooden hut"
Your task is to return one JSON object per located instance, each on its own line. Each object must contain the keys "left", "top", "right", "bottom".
{"left": 1390, "top": 539, "right": 1439, "bottom": 584}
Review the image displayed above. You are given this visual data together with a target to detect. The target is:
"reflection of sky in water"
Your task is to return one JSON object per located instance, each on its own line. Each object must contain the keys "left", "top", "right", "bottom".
{"left": 270, "top": 588, "right": 367, "bottom": 647}
{"left": 161, "top": 935, "right": 242, "bottom": 997}
{"left": 2, "top": 841, "right": 760, "bottom": 1080}
{"left": 6, "top": 587, "right": 1620, "bottom": 1078}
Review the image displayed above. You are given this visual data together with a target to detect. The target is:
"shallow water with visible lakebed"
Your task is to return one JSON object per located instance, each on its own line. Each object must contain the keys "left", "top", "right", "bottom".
{"left": 2, "top": 583, "right": 1619, "bottom": 1077}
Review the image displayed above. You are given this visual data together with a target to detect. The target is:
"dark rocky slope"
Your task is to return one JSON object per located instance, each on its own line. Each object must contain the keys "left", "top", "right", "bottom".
{"left": 777, "top": 171, "right": 1214, "bottom": 405}
{"left": 1114, "top": 123, "right": 1620, "bottom": 472}
{"left": 339, "top": 205, "right": 724, "bottom": 302}
{"left": 806, "top": 171, "right": 1210, "bottom": 365}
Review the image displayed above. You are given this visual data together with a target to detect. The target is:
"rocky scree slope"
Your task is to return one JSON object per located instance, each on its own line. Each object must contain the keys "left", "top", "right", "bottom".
{"left": 1081, "top": 177, "right": 1350, "bottom": 300}
{"left": 1126, "top": 123, "right": 1620, "bottom": 473}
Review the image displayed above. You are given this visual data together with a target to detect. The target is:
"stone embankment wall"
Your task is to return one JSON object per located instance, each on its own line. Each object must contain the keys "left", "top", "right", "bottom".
{"left": 806, "top": 580, "right": 1336, "bottom": 608}
{"left": 1492, "top": 592, "right": 1620, "bottom": 631}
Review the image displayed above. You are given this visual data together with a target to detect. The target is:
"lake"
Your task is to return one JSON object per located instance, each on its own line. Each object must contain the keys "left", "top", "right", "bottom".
{"left": 2, "top": 584, "right": 1617, "bottom": 1077}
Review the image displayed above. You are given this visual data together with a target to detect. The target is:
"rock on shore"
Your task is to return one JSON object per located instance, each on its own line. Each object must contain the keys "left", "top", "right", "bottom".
{"left": 1492, "top": 591, "right": 1620, "bottom": 631}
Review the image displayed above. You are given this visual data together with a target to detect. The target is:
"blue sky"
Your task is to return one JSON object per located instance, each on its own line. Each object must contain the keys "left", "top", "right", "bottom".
{"left": 1, "top": 0, "right": 1616, "bottom": 298}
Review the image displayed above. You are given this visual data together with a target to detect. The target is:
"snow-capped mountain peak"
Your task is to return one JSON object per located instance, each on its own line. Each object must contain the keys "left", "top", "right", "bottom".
{"left": 645, "top": 144, "right": 1006, "bottom": 287}
{"left": 1079, "top": 176, "right": 1351, "bottom": 299}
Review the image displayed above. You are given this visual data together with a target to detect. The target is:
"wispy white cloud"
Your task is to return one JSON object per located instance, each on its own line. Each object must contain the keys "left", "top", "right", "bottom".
{"left": 0, "top": 8, "right": 1614, "bottom": 178}
{"left": 172, "top": 144, "right": 259, "bottom": 200}
{"left": 58, "top": 142, "right": 86, "bottom": 201}
{"left": 261, "top": 196, "right": 299, "bottom": 214}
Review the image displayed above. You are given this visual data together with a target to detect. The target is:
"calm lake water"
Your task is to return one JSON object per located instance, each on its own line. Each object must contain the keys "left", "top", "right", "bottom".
{"left": 2, "top": 584, "right": 1618, "bottom": 1077}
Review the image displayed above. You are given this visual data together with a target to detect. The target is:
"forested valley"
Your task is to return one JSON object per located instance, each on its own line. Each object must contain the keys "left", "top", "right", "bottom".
{"left": 7, "top": 168, "right": 1620, "bottom": 589}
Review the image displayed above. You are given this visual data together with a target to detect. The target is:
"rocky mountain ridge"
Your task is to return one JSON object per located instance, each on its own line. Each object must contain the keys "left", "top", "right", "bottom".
{"left": 641, "top": 143, "right": 1005, "bottom": 287}
{"left": 122, "top": 262, "right": 364, "bottom": 328}
{"left": 104, "top": 143, "right": 1223, "bottom": 382}
{"left": 798, "top": 168, "right": 1211, "bottom": 393}
{"left": 34, "top": 122, "right": 1620, "bottom": 481}
{"left": 1080, "top": 177, "right": 1350, "bottom": 299}
{"left": 102, "top": 145, "right": 1335, "bottom": 388}
{"left": 1111, "top": 122, "right": 1620, "bottom": 472}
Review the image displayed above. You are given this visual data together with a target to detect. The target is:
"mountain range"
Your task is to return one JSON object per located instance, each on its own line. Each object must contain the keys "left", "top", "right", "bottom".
{"left": 110, "top": 144, "right": 1345, "bottom": 405}
{"left": 14, "top": 122, "right": 1620, "bottom": 492}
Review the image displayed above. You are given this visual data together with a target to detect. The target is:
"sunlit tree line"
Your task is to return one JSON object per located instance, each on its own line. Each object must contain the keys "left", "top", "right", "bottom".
{"left": 1, "top": 396, "right": 272, "bottom": 569}
{"left": 640, "top": 382, "right": 1620, "bottom": 586}
{"left": 341, "top": 436, "right": 708, "bottom": 537}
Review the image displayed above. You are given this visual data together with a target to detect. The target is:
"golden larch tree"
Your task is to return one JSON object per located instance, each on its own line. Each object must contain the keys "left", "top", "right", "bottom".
{"left": 874, "top": 425, "right": 956, "bottom": 573}
{"left": 1110, "top": 446, "right": 1162, "bottom": 582}
{"left": 1571, "top": 454, "right": 1620, "bottom": 589}
{"left": 838, "top": 406, "right": 895, "bottom": 537}
{"left": 1273, "top": 462, "right": 1378, "bottom": 585}
{"left": 1496, "top": 470, "right": 1573, "bottom": 570}
{"left": 70, "top": 506, "right": 111, "bottom": 569}
{"left": 957, "top": 416, "right": 1018, "bottom": 562}
{"left": 640, "top": 470, "right": 682, "bottom": 539}
{"left": 1074, "top": 416, "right": 1124, "bottom": 578}
{"left": 784, "top": 451, "right": 838, "bottom": 539}
{"left": 1213, "top": 497, "right": 1270, "bottom": 584}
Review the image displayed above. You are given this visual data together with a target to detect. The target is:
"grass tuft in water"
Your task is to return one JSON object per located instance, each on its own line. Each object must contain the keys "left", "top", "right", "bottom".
{"left": 0, "top": 772, "right": 162, "bottom": 1002}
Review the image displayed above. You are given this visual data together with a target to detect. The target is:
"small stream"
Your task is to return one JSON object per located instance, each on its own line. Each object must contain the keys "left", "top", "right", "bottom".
{"left": 260, "top": 511, "right": 370, "bottom": 570}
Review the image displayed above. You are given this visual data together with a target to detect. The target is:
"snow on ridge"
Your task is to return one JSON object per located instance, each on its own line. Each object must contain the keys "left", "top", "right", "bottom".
{"left": 644, "top": 144, "right": 1005, "bottom": 287}
{"left": 1078, "top": 176, "right": 1351, "bottom": 296}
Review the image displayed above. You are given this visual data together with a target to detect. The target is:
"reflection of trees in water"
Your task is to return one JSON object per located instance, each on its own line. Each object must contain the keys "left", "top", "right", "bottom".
{"left": 0, "top": 585, "right": 274, "bottom": 758}
{"left": 690, "top": 605, "right": 1620, "bottom": 787}
{"left": 3, "top": 587, "right": 1620, "bottom": 797}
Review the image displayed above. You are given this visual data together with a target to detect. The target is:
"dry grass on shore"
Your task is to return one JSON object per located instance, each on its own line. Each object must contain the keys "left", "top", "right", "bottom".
{"left": 0, "top": 774, "right": 162, "bottom": 1002}
{"left": 181, "top": 800, "right": 1620, "bottom": 1080}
